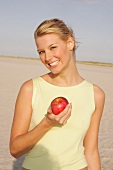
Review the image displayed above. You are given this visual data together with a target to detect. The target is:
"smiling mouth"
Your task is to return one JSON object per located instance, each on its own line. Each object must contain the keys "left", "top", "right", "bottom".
{"left": 49, "top": 60, "right": 59, "bottom": 67}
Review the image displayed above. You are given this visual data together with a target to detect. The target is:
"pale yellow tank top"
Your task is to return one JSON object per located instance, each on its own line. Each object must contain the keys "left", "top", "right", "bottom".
{"left": 22, "top": 77, "right": 95, "bottom": 170}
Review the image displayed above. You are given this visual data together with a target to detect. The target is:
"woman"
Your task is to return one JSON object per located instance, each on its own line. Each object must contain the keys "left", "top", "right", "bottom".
{"left": 10, "top": 18, "right": 105, "bottom": 170}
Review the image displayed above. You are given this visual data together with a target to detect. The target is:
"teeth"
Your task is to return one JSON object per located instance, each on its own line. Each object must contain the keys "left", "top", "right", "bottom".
{"left": 50, "top": 61, "right": 59, "bottom": 66}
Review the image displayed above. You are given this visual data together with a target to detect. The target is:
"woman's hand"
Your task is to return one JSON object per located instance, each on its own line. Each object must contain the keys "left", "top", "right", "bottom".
{"left": 45, "top": 103, "right": 72, "bottom": 126}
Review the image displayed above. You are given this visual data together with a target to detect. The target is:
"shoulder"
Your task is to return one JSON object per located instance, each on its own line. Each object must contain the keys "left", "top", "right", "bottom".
{"left": 93, "top": 84, "right": 105, "bottom": 110}
{"left": 93, "top": 84, "right": 105, "bottom": 102}
{"left": 15, "top": 80, "right": 33, "bottom": 109}
{"left": 19, "top": 79, "right": 33, "bottom": 96}
{"left": 21, "top": 79, "right": 33, "bottom": 90}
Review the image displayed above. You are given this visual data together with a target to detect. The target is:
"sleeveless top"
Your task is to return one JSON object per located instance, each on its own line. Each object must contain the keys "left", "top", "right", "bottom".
{"left": 22, "top": 77, "right": 95, "bottom": 170}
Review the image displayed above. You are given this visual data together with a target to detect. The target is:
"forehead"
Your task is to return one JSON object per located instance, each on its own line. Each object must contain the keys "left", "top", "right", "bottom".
{"left": 36, "top": 33, "right": 64, "bottom": 48}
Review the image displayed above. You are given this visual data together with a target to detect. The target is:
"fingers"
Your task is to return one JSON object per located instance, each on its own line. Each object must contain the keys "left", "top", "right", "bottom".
{"left": 57, "top": 103, "right": 72, "bottom": 125}
{"left": 46, "top": 103, "right": 72, "bottom": 126}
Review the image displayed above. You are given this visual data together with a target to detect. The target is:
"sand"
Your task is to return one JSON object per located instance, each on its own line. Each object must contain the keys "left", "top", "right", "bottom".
{"left": 0, "top": 56, "right": 113, "bottom": 170}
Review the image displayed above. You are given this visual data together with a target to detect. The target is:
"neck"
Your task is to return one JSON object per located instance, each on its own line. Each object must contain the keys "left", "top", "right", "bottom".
{"left": 48, "top": 61, "right": 83, "bottom": 87}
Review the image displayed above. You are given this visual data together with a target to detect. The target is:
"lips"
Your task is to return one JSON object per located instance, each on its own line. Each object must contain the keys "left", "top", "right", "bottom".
{"left": 49, "top": 60, "right": 59, "bottom": 67}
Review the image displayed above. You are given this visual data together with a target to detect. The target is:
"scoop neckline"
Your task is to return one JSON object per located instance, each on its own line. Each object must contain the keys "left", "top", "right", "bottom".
{"left": 39, "top": 76, "right": 86, "bottom": 89}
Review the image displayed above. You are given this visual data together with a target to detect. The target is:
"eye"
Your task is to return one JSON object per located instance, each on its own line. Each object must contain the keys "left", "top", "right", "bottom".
{"left": 50, "top": 46, "right": 57, "bottom": 50}
{"left": 38, "top": 51, "right": 45, "bottom": 55}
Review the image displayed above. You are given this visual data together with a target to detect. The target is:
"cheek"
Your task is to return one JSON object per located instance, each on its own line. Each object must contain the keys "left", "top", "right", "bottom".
{"left": 60, "top": 48, "right": 70, "bottom": 60}
{"left": 56, "top": 47, "right": 67, "bottom": 58}
{"left": 40, "top": 55, "right": 45, "bottom": 64}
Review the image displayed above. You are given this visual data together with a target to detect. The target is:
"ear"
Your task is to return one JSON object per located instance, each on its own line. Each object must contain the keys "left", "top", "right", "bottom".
{"left": 67, "top": 37, "right": 74, "bottom": 51}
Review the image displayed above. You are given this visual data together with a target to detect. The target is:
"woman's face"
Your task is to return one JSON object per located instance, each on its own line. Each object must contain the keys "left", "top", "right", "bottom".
{"left": 35, "top": 33, "right": 74, "bottom": 74}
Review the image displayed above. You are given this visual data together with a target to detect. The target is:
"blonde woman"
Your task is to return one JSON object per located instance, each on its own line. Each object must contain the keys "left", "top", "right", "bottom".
{"left": 10, "top": 18, "right": 105, "bottom": 170}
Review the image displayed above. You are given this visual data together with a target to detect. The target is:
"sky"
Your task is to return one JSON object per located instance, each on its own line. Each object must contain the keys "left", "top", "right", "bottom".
{"left": 0, "top": 0, "right": 113, "bottom": 63}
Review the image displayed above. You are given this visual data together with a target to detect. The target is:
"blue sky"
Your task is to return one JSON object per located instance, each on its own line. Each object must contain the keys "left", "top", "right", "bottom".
{"left": 0, "top": 0, "right": 113, "bottom": 63}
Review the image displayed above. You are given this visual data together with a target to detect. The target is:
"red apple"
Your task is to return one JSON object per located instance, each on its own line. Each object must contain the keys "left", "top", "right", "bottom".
{"left": 51, "top": 97, "right": 69, "bottom": 115}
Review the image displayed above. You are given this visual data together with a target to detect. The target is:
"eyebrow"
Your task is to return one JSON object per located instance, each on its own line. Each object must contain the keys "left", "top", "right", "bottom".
{"left": 37, "top": 43, "right": 58, "bottom": 51}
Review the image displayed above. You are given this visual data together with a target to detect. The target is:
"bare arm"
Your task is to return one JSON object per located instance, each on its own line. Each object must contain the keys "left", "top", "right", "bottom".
{"left": 83, "top": 85, "right": 105, "bottom": 170}
{"left": 10, "top": 80, "right": 72, "bottom": 158}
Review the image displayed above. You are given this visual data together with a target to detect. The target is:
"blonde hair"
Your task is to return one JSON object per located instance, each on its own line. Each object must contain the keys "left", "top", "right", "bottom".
{"left": 34, "top": 18, "right": 77, "bottom": 54}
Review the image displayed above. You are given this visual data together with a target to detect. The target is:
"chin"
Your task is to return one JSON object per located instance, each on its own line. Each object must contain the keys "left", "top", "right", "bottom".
{"left": 47, "top": 67, "right": 60, "bottom": 74}
{"left": 51, "top": 70, "right": 60, "bottom": 75}
{"left": 47, "top": 64, "right": 64, "bottom": 75}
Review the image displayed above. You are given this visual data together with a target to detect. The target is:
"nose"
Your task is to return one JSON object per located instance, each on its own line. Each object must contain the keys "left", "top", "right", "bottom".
{"left": 45, "top": 51, "right": 52, "bottom": 62}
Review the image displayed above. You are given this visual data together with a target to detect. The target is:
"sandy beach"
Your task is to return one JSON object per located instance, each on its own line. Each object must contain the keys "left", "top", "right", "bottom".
{"left": 0, "top": 56, "right": 113, "bottom": 170}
